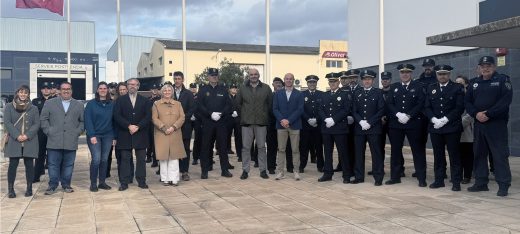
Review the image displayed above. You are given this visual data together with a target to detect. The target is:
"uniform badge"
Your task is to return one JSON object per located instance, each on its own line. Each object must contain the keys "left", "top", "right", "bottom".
{"left": 206, "top": 92, "right": 210, "bottom": 96}
{"left": 217, "top": 94, "right": 224, "bottom": 97}
{"left": 490, "top": 82, "right": 499, "bottom": 87}
{"left": 410, "top": 89, "right": 415, "bottom": 92}
{"left": 305, "top": 97, "right": 308, "bottom": 102}
{"left": 432, "top": 89, "right": 436, "bottom": 94}
{"left": 505, "top": 82, "right": 512, "bottom": 90}
{"left": 337, "top": 96, "right": 341, "bottom": 101}
{"left": 394, "top": 88, "right": 398, "bottom": 92}
{"left": 473, "top": 83, "right": 478, "bottom": 88}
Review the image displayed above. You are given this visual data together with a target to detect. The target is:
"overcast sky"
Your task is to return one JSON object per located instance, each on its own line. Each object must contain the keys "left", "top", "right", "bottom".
{"left": 1, "top": 0, "right": 349, "bottom": 72}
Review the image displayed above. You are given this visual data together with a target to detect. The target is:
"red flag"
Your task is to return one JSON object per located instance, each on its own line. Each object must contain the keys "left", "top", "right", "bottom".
{"left": 16, "top": 0, "right": 64, "bottom": 16}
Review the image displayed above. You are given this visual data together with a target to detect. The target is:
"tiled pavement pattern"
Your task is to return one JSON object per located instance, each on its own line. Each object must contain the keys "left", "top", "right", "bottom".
{"left": 1, "top": 137, "right": 519, "bottom": 234}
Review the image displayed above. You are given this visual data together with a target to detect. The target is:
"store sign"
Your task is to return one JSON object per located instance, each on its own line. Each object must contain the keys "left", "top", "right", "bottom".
{"left": 322, "top": 51, "right": 347, "bottom": 58}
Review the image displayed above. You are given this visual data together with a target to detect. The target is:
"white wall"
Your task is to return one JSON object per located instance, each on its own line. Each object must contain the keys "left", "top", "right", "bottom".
{"left": 347, "top": 0, "right": 481, "bottom": 68}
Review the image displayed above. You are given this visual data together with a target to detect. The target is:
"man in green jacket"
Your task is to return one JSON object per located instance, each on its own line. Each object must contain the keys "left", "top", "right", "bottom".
{"left": 236, "top": 68, "right": 273, "bottom": 179}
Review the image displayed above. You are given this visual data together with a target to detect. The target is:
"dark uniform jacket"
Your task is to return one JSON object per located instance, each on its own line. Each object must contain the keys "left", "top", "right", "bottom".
{"left": 386, "top": 80, "right": 425, "bottom": 129}
{"left": 465, "top": 72, "right": 512, "bottom": 122}
{"left": 174, "top": 86, "right": 196, "bottom": 140}
{"left": 302, "top": 89, "right": 323, "bottom": 130}
{"left": 197, "top": 83, "right": 231, "bottom": 122}
{"left": 229, "top": 94, "right": 241, "bottom": 124}
{"left": 417, "top": 73, "right": 437, "bottom": 87}
{"left": 318, "top": 90, "right": 350, "bottom": 134}
{"left": 424, "top": 81, "right": 465, "bottom": 134}
{"left": 113, "top": 94, "right": 151, "bottom": 150}
{"left": 352, "top": 88, "right": 385, "bottom": 135}
{"left": 32, "top": 96, "right": 52, "bottom": 113}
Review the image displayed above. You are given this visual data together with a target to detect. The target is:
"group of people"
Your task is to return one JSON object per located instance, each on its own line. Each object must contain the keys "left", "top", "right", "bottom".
{"left": 2, "top": 55, "right": 512, "bottom": 198}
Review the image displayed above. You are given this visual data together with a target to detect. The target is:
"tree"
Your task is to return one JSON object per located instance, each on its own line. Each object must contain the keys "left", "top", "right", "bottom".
{"left": 194, "top": 57, "right": 248, "bottom": 87}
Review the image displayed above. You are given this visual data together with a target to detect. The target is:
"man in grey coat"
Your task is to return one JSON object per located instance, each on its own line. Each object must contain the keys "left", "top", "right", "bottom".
{"left": 40, "top": 82, "right": 84, "bottom": 195}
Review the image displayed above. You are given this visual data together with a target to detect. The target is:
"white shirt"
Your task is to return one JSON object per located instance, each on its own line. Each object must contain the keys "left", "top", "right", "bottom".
{"left": 285, "top": 88, "right": 292, "bottom": 101}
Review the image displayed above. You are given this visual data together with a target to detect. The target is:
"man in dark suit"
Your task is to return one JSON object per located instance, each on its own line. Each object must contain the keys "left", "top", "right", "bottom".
{"left": 190, "top": 83, "right": 202, "bottom": 165}
{"left": 197, "top": 68, "right": 233, "bottom": 179}
{"left": 339, "top": 70, "right": 362, "bottom": 176}
{"left": 146, "top": 83, "right": 161, "bottom": 167}
{"left": 352, "top": 70, "right": 385, "bottom": 186}
{"left": 227, "top": 84, "right": 242, "bottom": 161}
{"left": 173, "top": 72, "right": 196, "bottom": 181}
{"left": 385, "top": 64, "right": 427, "bottom": 187}
{"left": 32, "top": 81, "right": 53, "bottom": 183}
{"left": 272, "top": 73, "right": 304, "bottom": 181}
{"left": 113, "top": 78, "right": 152, "bottom": 191}
{"left": 424, "top": 65, "right": 464, "bottom": 191}
{"left": 299, "top": 75, "right": 324, "bottom": 173}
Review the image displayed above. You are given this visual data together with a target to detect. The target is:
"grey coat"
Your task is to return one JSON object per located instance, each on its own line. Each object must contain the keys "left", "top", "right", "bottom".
{"left": 40, "top": 97, "right": 84, "bottom": 150}
{"left": 3, "top": 103, "right": 40, "bottom": 158}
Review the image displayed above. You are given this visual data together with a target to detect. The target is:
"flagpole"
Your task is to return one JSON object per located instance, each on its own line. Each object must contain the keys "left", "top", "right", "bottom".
{"left": 265, "top": 0, "right": 270, "bottom": 84}
{"left": 378, "top": 0, "right": 384, "bottom": 87}
{"left": 117, "top": 0, "right": 123, "bottom": 82}
{"left": 182, "top": 0, "right": 187, "bottom": 85}
{"left": 67, "top": 0, "right": 71, "bottom": 83}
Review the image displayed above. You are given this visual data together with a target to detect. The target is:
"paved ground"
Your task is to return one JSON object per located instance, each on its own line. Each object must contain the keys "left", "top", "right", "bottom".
{"left": 1, "top": 137, "right": 520, "bottom": 234}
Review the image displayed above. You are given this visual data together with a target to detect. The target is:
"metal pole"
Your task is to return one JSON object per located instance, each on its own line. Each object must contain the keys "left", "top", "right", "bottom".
{"left": 378, "top": 0, "right": 384, "bottom": 87}
{"left": 67, "top": 0, "right": 71, "bottom": 83}
{"left": 182, "top": 0, "right": 187, "bottom": 85}
{"left": 117, "top": 0, "right": 123, "bottom": 82}
{"left": 265, "top": 0, "right": 270, "bottom": 84}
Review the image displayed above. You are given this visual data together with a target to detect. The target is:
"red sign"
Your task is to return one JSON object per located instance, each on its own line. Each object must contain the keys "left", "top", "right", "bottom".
{"left": 322, "top": 51, "right": 347, "bottom": 58}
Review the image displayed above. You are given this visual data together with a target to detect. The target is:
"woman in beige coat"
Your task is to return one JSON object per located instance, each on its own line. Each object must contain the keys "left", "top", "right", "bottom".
{"left": 152, "top": 84, "right": 185, "bottom": 185}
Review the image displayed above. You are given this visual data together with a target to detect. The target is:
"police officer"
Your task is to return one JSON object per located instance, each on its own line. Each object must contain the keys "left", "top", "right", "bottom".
{"left": 227, "top": 84, "right": 242, "bottom": 161}
{"left": 146, "top": 83, "right": 162, "bottom": 167}
{"left": 339, "top": 70, "right": 361, "bottom": 176}
{"left": 299, "top": 75, "right": 324, "bottom": 173}
{"left": 317, "top": 73, "right": 351, "bottom": 183}
{"left": 197, "top": 68, "right": 233, "bottom": 179}
{"left": 31, "top": 81, "right": 53, "bottom": 182}
{"left": 424, "top": 65, "right": 464, "bottom": 191}
{"left": 50, "top": 82, "right": 58, "bottom": 97}
{"left": 352, "top": 70, "right": 385, "bottom": 185}
{"left": 385, "top": 64, "right": 427, "bottom": 187}
{"left": 190, "top": 83, "right": 203, "bottom": 165}
{"left": 465, "top": 56, "right": 512, "bottom": 197}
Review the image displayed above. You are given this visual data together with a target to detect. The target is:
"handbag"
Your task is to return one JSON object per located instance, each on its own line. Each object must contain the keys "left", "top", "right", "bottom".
{"left": 1, "top": 112, "right": 26, "bottom": 152}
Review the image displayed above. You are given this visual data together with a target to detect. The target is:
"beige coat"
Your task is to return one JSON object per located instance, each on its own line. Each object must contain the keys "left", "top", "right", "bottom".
{"left": 152, "top": 98, "right": 186, "bottom": 160}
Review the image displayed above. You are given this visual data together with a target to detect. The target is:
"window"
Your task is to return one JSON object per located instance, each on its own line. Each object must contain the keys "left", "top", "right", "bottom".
{"left": 326, "top": 60, "right": 343, "bottom": 68}
{"left": 169, "top": 60, "right": 172, "bottom": 64}
{"left": 0, "top": 68, "right": 12, "bottom": 79}
{"left": 159, "top": 57, "right": 163, "bottom": 65}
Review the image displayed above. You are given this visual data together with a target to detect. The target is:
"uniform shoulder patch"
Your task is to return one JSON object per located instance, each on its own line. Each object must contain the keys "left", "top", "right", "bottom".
{"left": 505, "top": 82, "right": 512, "bottom": 90}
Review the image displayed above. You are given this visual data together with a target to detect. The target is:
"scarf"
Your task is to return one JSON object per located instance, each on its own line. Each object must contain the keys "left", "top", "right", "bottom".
{"left": 13, "top": 97, "right": 30, "bottom": 113}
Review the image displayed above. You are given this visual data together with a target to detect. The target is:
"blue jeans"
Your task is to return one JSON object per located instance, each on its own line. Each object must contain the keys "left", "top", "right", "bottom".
{"left": 87, "top": 136, "right": 114, "bottom": 185}
{"left": 47, "top": 149, "right": 77, "bottom": 189}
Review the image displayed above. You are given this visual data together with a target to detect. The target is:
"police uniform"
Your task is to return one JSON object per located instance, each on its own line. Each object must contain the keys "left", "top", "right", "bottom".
{"left": 227, "top": 84, "right": 242, "bottom": 161}
{"left": 352, "top": 70, "right": 385, "bottom": 185}
{"left": 339, "top": 70, "right": 362, "bottom": 176}
{"left": 299, "top": 75, "right": 324, "bottom": 172}
{"left": 465, "top": 56, "right": 512, "bottom": 196}
{"left": 385, "top": 64, "right": 428, "bottom": 187}
{"left": 31, "top": 82, "right": 53, "bottom": 182}
{"left": 197, "top": 68, "right": 233, "bottom": 178}
{"left": 424, "top": 65, "right": 464, "bottom": 191}
{"left": 146, "top": 83, "right": 162, "bottom": 167}
{"left": 190, "top": 83, "right": 203, "bottom": 165}
{"left": 317, "top": 74, "right": 351, "bottom": 183}
{"left": 379, "top": 72, "right": 392, "bottom": 172}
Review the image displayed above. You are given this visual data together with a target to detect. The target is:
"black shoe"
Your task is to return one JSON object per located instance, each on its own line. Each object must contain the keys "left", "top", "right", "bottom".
{"left": 238, "top": 158, "right": 242, "bottom": 162}
{"left": 254, "top": 162, "right": 259, "bottom": 168}
{"left": 367, "top": 171, "right": 373, "bottom": 175}
{"left": 8, "top": 183, "right": 16, "bottom": 198}
{"left": 412, "top": 172, "right": 417, "bottom": 177}
{"left": 118, "top": 184, "right": 128, "bottom": 191}
{"left": 90, "top": 185, "right": 99, "bottom": 192}
{"left": 228, "top": 150, "right": 235, "bottom": 154}
{"left": 374, "top": 181, "right": 383, "bottom": 186}
{"left": 268, "top": 169, "right": 275, "bottom": 175}
{"left": 467, "top": 184, "right": 489, "bottom": 192}
{"left": 385, "top": 179, "right": 401, "bottom": 185}
{"left": 318, "top": 176, "right": 332, "bottom": 182}
{"left": 32, "top": 178, "right": 41, "bottom": 183}
{"left": 299, "top": 168, "right": 304, "bottom": 173}
{"left": 351, "top": 179, "right": 364, "bottom": 184}
{"left": 201, "top": 171, "right": 208, "bottom": 179}
{"left": 151, "top": 161, "right": 158, "bottom": 168}
{"left": 228, "top": 164, "right": 235, "bottom": 170}
{"left": 98, "top": 183, "right": 112, "bottom": 190}
{"left": 497, "top": 188, "right": 509, "bottom": 197}
{"left": 452, "top": 183, "right": 461, "bottom": 191}
{"left": 429, "top": 182, "right": 445, "bottom": 189}
{"left": 192, "top": 159, "right": 198, "bottom": 165}
{"left": 333, "top": 167, "right": 342, "bottom": 172}
{"left": 146, "top": 157, "right": 152, "bottom": 163}
{"left": 400, "top": 172, "right": 406, "bottom": 177}
{"left": 138, "top": 183, "right": 149, "bottom": 189}
{"left": 63, "top": 186, "right": 74, "bottom": 193}
{"left": 343, "top": 178, "right": 351, "bottom": 184}
{"left": 418, "top": 180, "right": 427, "bottom": 187}
{"left": 221, "top": 171, "right": 233, "bottom": 178}
{"left": 260, "top": 170, "right": 269, "bottom": 179}
{"left": 461, "top": 178, "right": 471, "bottom": 184}
{"left": 240, "top": 171, "right": 248, "bottom": 180}
{"left": 156, "top": 169, "right": 160, "bottom": 175}
{"left": 287, "top": 168, "right": 294, "bottom": 173}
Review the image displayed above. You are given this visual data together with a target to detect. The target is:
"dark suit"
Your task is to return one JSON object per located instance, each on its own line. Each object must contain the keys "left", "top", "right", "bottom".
{"left": 352, "top": 88, "right": 385, "bottom": 183}
{"left": 386, "top": 81, "right": 427, "bottom": 182}
{"left": 300, "top": 89, "right": 324, "bottom": 171}
{"left": 32, "top": 95, "right": 51, "bottom": 181}
{"left": 340, "top": 85, "right": 362, "bottom": 174}
{"left": 227, "top": 94, "right": 242, "bottom": 160}
{"left": 174, "top": 86, "right": 196, "bottom": 173}
{"left": 113, "top": 94, "right": 151, "bottom": 185}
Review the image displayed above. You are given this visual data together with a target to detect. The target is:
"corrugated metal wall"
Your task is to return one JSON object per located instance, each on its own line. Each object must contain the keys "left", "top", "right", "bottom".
{"left": 106, "top": 35, "right": 158, "bottom": 79}
{"left": 0, "top": 18, "right": 95, "bottom": 53}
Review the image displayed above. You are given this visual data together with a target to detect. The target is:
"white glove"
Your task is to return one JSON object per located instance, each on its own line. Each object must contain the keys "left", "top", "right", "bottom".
{"left": 232, "top": 111, "right": 238, "bottom": 118}
{"left": 432, "top": 117, "right": 442, "bottom": 129}
{"left": 190, "top": 115, "right": 196, "bottom": 121}
{"left": 211, "top": 112, "right": 221, "bottom": 121}
{"left": 308, "top": 118, "right": 317, "bottom": 127}
{"left": 359, "top": 120, "right": 371, "bottom": 130}
{"left": 401, "top": 114, "right": 410, "bottom": 124}
{"left": 435, "top": 116, "right": 449, "bottom": 129}
{"left": 396, "top": 112, "right": 410, "bottom": 124}
{"left": 347, "top": 116, "right": 354, "bottom": 125}
{"left": 324, "top": 117, "right": 335, "bottom": 128}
